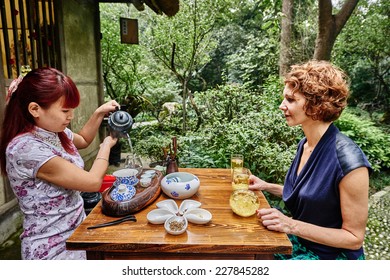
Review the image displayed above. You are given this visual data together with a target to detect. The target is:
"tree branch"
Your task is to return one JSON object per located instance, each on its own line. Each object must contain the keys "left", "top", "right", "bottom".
{"left": 334, "top": 0, "right": 360, "bottom": 36}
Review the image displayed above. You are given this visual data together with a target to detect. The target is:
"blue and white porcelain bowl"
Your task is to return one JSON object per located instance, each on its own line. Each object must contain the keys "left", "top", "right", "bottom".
{"left": 113, "top": 168, "right": 139, "bottom": 186}
{"left": 160, "top": 172, "right": 200, "bottom": 199}
{"left": 110, "top": 184, "right": 136, "bottom": 201}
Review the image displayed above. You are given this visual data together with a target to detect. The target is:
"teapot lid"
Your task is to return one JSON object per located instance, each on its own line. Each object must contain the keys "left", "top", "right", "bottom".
{"left": 108, "top": 110, "right": 133, "bottom": 130}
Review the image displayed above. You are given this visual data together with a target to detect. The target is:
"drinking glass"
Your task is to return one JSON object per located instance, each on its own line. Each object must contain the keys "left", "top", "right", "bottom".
{"left": 230, "top": 154, "right": 244, "bottom": 171}
{"left": 232, "top": 167, "right": 250, "bottom": 190}
{"left": 125, "top": 154, "right": 143, "bottom": 175}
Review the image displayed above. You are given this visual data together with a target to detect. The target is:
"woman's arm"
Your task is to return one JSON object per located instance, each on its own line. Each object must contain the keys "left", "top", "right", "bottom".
{"left": 249, "top": 175, "right": 284, "bottom": 197}
{"left": 73, "top": 100, "right": 119, "bottom": 149}
{"left": 258, "top": 167, "right": 369, "bottom": 250}
{"left": 36, "top": 135, "right": 117, "bottom": 192}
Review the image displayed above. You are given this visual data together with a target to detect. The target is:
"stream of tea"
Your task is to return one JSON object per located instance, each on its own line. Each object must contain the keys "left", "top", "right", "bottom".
{"left": 125, "top": 133, "right": 134, "bottom": 156}
{"left": 125, "top": 133, "right": 139, "bottom": 169}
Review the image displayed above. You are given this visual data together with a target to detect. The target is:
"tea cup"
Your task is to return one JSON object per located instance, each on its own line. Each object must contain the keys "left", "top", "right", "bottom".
{"left": 113, "top": 168, "right": 139, "bottom": 186}
{"left": 140, "top": 177, "right": 152, "bottom": 188}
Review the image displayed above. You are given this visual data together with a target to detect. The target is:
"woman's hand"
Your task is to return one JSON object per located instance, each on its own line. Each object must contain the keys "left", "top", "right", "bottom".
{"left": 257, "top": 208, "right": 295, "bottom": 234}
{"left": 96, "top": 100, "right": 120, "bottom": 115}
{"left": 101, "top": 135, "right": 118, "bottom": 149}
{"left": 248, "top": 175, "right": 283, "bottom": 197}
{"left": 249, "top": 175, "right": 268, "bottom": 191}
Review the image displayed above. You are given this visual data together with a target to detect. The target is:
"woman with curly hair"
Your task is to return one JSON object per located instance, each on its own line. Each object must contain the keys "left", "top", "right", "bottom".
{"left": 249, "top": 60, "right": 372, "bottom": 260}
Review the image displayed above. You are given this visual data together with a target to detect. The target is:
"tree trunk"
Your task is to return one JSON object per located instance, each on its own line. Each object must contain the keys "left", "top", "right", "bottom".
{"left": 182, "top": 82, "right": 187, "bottom": 134}
{"left": 314, "top": 0, "right": 360, "bottom": 60}
{"left": 279, "top": 0, "right": 294, "bottom": 76}
{"left": 188, "top": 89, "right": 203, "bottom": 131}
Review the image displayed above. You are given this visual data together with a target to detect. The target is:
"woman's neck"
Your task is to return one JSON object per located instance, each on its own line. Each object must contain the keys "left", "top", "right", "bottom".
{"left": 302, "top": 121, "right": 332, "bottom": 151}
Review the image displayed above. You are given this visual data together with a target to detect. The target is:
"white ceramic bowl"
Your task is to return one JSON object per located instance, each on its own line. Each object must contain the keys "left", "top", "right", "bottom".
{"left": 160, "top": 172, "right": 200, "bottom": 199}
{"left": 184, "top": 208, "right": 212, "bottom": 224}
{"left": 156, "top": 199, "right": 179, "bottom": 213}
{"left": 156, "top": 199, "right": 202, "bottom": 215}
{"left": 164, "top": 215, "right": 188, "bottom": 235}
{"left": 147, "top": 209, "right": 175, "bottom": 224}
{"left": 178, "top": 199, "right": 201, "bottom": 215}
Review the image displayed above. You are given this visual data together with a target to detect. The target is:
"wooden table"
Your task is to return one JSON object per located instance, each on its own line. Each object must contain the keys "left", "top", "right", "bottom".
{"left": 66, "top": 168, "right": 292, "bottom": 260}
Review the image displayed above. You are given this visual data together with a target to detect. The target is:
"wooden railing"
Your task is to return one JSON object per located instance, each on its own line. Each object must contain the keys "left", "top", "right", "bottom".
{"left": 0, "top": 0, "right": 60, "bottom": 79}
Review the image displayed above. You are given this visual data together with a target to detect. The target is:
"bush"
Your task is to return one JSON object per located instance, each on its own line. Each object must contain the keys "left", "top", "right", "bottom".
{"left": 335, "top": 107, "right": 390, "bottom": 172}
{"left": 131, "top": 79, "right": 302, "bottom": 184}
{"left": 128, "top": 123, "right": 172, "bottom": 163}
{"left": 177, "top": 110, "right": 300, "bottom": 184}
{"left": 131, "top": 78, "right": 390, "bottom": 187}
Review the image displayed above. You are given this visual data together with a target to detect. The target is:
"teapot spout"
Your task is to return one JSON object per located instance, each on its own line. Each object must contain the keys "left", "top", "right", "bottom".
{"left": 110, "top": 129, "right": 129, "bottom": 139}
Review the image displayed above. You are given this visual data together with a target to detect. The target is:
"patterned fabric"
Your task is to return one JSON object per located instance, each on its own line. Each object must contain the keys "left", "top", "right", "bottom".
{"left": 6, "top": 126, "right": 86, "bottom": 260}
{"left": 275, "top": 235, "right": 365, "bottom": 260}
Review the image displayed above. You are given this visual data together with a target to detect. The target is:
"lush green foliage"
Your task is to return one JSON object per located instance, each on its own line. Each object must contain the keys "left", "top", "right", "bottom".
{"left": 100, "top": 3, "right": 181, "bottom": 118}
{"left": 333, "top": 0, "right": 390, "bottom": 122}
{"left": 101, "top": 0, "right": 390, "bottom": 191}
{"left": 365, "top": 190, "right": 390, "bottom": 259}
{"left": 335, "top": 108, "right": 390, "bottom": 172}
{"left": 200, "top": 0, "right": 282, "bottom": 90}
{"left": 132, "top": 77, "right": 302, "bottom": 184}
{"left": 131, "top": 79, "right": 390, "bottom": 186}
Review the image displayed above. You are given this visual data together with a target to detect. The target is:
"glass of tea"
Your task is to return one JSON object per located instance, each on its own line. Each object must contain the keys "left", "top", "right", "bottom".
{"left": 232, "top": 167, "right": 250, "bottom": 190}
{"left": 230, "top": 154, "right": 244, "bottom": 171}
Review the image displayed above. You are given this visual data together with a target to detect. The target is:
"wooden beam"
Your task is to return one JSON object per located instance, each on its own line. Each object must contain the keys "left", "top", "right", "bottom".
{"left": 98, "top": 0, "right": 179, "bottom": 17}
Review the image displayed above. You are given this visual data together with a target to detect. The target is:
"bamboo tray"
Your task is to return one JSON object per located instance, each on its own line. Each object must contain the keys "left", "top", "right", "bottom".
{"left": 101, "top": 169, "right": 163, "bottom": 217}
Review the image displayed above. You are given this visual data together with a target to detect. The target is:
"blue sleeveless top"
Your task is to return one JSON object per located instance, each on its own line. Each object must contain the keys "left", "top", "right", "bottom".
{"left": 283, "top": 124, "right": 372, "bottom": 259}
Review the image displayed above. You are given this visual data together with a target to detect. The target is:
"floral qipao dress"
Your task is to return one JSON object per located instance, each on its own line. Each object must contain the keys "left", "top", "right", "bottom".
{"left": 6, "top": 126, "right": 87, "bottom": 260}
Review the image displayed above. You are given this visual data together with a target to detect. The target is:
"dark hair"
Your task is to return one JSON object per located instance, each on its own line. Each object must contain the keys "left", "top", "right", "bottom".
{"left": 284, "top": 60, "right": 349, "bottom": 122}
{"left": 0, "top": 67, "right": 80, "bottom": 175}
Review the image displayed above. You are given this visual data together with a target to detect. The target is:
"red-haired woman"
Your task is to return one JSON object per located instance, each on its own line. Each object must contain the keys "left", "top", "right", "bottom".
{"left": 249, "top": 60, "right": 372, "bottom": 260}
{"left": 0, "top": 67, "right": 119, "bottom": 259}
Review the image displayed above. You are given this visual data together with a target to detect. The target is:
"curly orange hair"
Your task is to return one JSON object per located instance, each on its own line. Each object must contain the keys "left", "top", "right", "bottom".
{"left": 284, "top": 60, "right": 349, "bottom": 122}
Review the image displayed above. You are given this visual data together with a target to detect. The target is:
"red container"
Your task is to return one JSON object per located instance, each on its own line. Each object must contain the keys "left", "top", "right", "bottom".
{"left": 99, "top": 175, "right": 116, "bottom": 192}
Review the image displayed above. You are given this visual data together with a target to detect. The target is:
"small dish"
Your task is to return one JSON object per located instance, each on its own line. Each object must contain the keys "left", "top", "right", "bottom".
{"left": 110, "top": 184, "right": 136, "bottom": 201}
{"left": 147, "top": 209, "right": 175, "bottom": 224}
{"left": 141, "top": 174, "right": 153, "bottom": 179}
{"left": 156, "top": 199, "right": 179, "bottom": 214}
{"left": 178, "top": 199, "right": 202, "bottom": 215}
{"left": 153, "top": 165, "right": 165, "bottom": 175}
{"left": 164, "top": 216, "right": 188, "bottom": 235}
{"left": 184, "top": 208, "right": 212, "bottom": 224}
{"left": 144, "top": 170, "right": 156, "bottom": 176}
{"left": 140, "top": 177, "right": 152, "bottom": 188}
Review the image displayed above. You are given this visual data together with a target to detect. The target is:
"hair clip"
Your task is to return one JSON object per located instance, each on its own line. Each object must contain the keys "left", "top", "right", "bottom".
{"left": 6, "top": 75, "right": 24, "bottom": 103}
{"left": 6, "top": 66, "right": 31, "bottom": 104}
